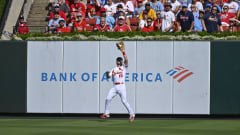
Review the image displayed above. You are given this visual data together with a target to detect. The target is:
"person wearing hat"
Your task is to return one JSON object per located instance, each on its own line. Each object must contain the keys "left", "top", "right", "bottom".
{"left": 188, "top": 0, "right": 203, "bottom": 12}
{"left": 141, "top": 17, "right": 154, "bottom": 32}
{"left": 177, "top": 3, "right": 194, "bottom": 32}
{"left": 104, "top": 0, "right": 117, "bottom": 17}
{"left": 112, "top": 16, "right": 132, "bottom": 32}
{"left": 48, "top": 12, "right": 65, "bottom": 33}
{"left": 160, "top": 2, "right": 175, "bottom": 32}
{"left": 139, "top": 2, "right": 157, "bottom": 20}
{"left": 17, "top": 15, "right": 29, "bottom": 35}
{"left": 205, "top": 3, "right": 212, "bottom": 14}
{"left": 74, "top": 13, "right": 86, "bottom": 32}
{"left": 219, "top": 5, "right": 236, "bottom": 27}
{"left": 94, "top": 17, "right": 111, "bottom": 32}
{"left": 113, "top": 5, "right": 124, "bottom": 19}
{"left": 49, "top": 3, "right": 67, "bottom": 21}
{"left": 134, "top": 0, "right": 145, "bottom": 17}
{"left": 57, "top": 19, "right": 71, "bottom": 33}
{"left": 96, "top": 8, "right": 115, "bottom": 30}
{"left": 150, "top": 0, "right": 164, "bottom": 13}
{"left": 202, "top": 5, "right": 223, "bottom": 33}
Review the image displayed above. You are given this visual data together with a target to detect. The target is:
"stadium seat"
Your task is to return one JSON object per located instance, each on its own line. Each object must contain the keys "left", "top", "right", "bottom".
{"left": 130, "top": 26, "right": 138, "bottom": 31}
{"left": 222, "top": 26, "right": 229, "bottom": 32}
{"left": 86, "top": 25, "right": 94, "bottom": 32}
{"left": 129, "top": 18, "right": 139, "bottom": 26}
{"left": 85, "top": 18, "right": 97, "bottom": 26}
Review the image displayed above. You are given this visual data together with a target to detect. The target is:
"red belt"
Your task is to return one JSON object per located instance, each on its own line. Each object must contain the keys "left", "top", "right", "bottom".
{"left": 114, "top": 82, "right": 124, "bottom": 85}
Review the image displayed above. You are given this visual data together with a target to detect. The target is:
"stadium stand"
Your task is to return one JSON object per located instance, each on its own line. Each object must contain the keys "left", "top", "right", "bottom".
{"left": 11, "top": 0, "right": 240, "bottom": 34}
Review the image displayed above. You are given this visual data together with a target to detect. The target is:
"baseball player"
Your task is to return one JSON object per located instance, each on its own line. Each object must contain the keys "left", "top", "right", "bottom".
{"left": 100, "top": 42, "right": 135, "bottom": 122}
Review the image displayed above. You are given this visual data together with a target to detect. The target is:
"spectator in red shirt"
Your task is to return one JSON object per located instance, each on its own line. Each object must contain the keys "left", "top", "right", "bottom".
{"left": 153, "top": 10, "right": 162, "bottom": 31}
{"left": 141, "top": 17, "right": 154, "bottom": 32}
{"left": 58, "top": 20, "right": 71, "bottom": 33}
{"left": 87, "top": 0, "right": 101, "bottom": 18}
{"left": 74, "top": 13, "right": 86, "bottom": 32}
{"left": 17, "top": 15, "right": 29, "bottom": 34}
{"left": 112, "top": 16, "right": 132, "bottom": 32}
{"left": 49, "top": 4, "right": 67, "bottom": 21}
{"left": 94, "top": 17, "right": 111, "bottom": 31}
{"left": 70, "top": 0, "right": 86, "bottom": 14}
{"left": 219, "top": 5, "right": 236, "bottom": 26}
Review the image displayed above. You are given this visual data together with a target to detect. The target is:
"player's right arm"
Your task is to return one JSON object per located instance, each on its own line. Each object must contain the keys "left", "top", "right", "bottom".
{"left": 106, "top": 69, "right": 115, "bottom": 78}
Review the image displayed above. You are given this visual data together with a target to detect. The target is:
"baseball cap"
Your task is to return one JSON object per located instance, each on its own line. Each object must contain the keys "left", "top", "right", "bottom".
{"left": 54, "top": 3, "right": 60, "bottom": 8}
{"left": 145, "top": 2, "right": 150, "bottom": 6}
{"left": 117, "top": 4, "right": 123, "bottom": 8}
{"left": 164, "top": 2, "right": 172, "bottom": 8}
{"left": 100, "top": 8, "right": 106, "bottom": 12}
{"left": 206, "top": 3, "right": 212, "bottom": 8}
{"left": 59, "top": 19, "right": 65, "bottom": 23}
{"left": 138, "top": 0, "right": 143, "bottom": 2}
{"left": 19, "top": 15, "right": 24, "bottom": 19}
{"left": 119, "top": 16, "right": 125, "bottom": 20}
{"left": 77, "top": 13, "right": 82, "bottom": 17}
{"left": 182, "top": 3, "right": 187, "bottom": 8}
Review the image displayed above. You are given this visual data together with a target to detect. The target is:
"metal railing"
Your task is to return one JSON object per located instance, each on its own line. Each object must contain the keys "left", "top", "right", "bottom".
{"left": 0, "top": 0, "right": 13, "bottom": 35}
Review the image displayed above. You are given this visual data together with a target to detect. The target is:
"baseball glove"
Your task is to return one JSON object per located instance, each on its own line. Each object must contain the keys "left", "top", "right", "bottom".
{"left": 105, "top": 71, "right": 111, "bottom": 79}
{"left": 116, "top": 41, "right": 125, "bottom": 51}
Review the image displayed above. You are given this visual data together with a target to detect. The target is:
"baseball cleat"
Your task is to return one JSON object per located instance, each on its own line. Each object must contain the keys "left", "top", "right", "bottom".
{"left": 100, "top": 114, "right": 110, "bottom": 119}
{"left": 129, "top": 114, "right": 135, "bottom": 122}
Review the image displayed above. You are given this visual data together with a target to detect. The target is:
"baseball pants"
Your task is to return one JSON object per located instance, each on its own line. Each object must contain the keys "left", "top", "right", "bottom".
{"left": 105, "top": 84, "right": 134, "bottom": 115}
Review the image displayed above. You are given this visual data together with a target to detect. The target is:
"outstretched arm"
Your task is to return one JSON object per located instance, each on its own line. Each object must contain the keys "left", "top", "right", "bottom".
{"left": 122, "top": 49, "right": 128, "bottom": 67}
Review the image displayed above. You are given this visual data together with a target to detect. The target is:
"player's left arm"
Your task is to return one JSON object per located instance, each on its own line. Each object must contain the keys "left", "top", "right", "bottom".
{"left": 122, "top": 49, "right": 128, "bottom": 67}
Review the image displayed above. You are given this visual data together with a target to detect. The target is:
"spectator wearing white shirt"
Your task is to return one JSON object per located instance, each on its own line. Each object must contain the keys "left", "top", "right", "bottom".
{"left": 188, "top": 0, "right": 203, "bottom": 11}
{"left": 171, "top": 0, "right": 181, "bottom": 15}
{"left": 104, "top": 0, "right": 117, "bottom": 16}
{"left": 122, "top": 0, "right": 134, "bottom": 17}
{"left": 160, "top": 2, "right": 175, "bottom": 32}
{"left": 223, "top": 0, "right": 239, "bottom": 14}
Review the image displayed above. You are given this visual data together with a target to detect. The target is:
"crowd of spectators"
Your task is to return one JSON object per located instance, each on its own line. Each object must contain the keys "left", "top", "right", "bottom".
{"left": 17, "top": 0, "right": 240, "bottom": 34}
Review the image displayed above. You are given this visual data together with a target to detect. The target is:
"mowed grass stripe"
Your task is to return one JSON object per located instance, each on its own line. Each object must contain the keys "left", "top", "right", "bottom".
{"left": 0, "top": 119, "right": 239, "bottom": 135}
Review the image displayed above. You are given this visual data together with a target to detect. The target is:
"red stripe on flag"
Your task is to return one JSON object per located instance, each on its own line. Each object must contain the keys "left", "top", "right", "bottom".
{"left": 175, "top": 67, "right": 181, "bottom": 71}
{"left": 177, "top": 72, "right": 194, "bottom": 83}
{"left": 173, "top": 70, "right": 189, "bottom": 79}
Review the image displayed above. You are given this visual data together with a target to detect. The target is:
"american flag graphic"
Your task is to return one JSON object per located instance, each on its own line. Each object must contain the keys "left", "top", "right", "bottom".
{"left": 166, "top": 66, "right": 194, "bottom": 83}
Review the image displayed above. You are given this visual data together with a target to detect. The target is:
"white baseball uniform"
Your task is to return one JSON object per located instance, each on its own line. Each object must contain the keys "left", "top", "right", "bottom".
{"left": 104, "top": 64, "right": 134, "bottom": 115}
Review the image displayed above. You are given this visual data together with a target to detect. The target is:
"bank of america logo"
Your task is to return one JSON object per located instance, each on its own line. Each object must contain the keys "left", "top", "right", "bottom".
{"left": 166, "top": 66, "right": 194, "bottom": 83}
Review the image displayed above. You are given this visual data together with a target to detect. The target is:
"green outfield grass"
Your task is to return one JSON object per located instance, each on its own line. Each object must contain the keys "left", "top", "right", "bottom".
{"left": 0, "top": 119, "right": 240, "bottom": 135}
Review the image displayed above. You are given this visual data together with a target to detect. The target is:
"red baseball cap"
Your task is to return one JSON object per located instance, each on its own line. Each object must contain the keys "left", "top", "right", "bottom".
{"left": 100, "top": 8, "right": 106, "bottom": 12}
{"left": 138, "top": 0, "right": 143, "bottom": 2}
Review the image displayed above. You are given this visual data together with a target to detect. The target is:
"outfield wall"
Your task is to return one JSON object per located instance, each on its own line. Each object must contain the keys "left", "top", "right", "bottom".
{"left": 0, "top": 41, "right": 240, "bottom": 115}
